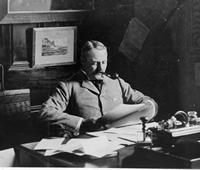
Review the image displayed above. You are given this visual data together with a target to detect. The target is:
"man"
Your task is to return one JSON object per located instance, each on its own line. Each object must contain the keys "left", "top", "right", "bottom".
{"left": 38, "top": 40, "right": 158, "bottom": 137}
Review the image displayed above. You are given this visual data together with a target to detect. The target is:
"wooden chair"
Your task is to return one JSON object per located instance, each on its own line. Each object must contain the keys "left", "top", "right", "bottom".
{"left": 0, "top": 89, "right": 31, "bottom": 127}
{"left": 0, "top": 89, "right": 32, "bottom": 149}
{"left": 0, "top": 64, "right": 41, "bottom": 150}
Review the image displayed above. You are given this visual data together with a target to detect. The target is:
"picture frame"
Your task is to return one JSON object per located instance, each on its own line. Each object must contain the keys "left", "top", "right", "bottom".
{"left": 8, "top": 0, "right": 94, "bottom": 13}
{"left": 32, "top": 26, "right": 77, "bottom": 68}
{"left": 0, "top": 0, "right": 94, "bottom": 24}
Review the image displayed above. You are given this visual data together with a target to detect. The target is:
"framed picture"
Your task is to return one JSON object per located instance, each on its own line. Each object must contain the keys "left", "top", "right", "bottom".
{"left": 32, "top": 26, "right": 77, "bottom": 68}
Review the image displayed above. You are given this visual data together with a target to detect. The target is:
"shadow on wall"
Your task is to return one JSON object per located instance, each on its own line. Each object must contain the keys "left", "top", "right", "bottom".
{"left": 107, "top": 0, "right": 182, "bottom": 120}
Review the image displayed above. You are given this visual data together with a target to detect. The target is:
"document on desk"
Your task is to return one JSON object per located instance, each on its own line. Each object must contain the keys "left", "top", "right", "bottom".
{"left": 87, "top": 122, "right": 158, "bottom": 143}
{"left": 34, "top": 137, "right": 65, "bottom": 150}
{"left": 34, "top": 136, "right": 121, "bottom": 158}
{"left": 88, "top": 128, "right": 139, "bottom": 143}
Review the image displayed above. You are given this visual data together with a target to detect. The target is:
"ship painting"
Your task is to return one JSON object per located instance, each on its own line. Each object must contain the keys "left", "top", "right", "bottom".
{"left": 41, "top": 37, "right": 68, "bottom": 56}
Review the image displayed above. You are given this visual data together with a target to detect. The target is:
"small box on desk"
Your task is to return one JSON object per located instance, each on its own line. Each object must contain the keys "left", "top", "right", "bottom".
{"left": 151, "top": 125, "right": 200, "bottom": 147}
{"left": 122, "top": 125, "right": 200, "bottom": 168}
{"left": 134, "top": 140, "right": 200, "bottom": 168}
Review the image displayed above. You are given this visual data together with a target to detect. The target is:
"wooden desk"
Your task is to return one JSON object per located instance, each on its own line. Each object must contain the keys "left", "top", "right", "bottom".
{"left": 14, "top": 141, "right": 136, "bottom": 167}
{"left": 14, "top": 139, "right": 200, "bottom": 168}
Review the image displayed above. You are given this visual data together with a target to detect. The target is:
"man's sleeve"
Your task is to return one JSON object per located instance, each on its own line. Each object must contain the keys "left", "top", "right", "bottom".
{"left": 37, "top": 81, "right": 83, "bottom": 137}
{"left": 118, "top": 78, "right": 158, "bottom": 118}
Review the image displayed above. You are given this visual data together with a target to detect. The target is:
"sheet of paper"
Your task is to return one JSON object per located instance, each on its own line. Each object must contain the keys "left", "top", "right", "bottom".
{"left": 88, "top": 124, "right": 142, "bottom": 136}
{"left": 87, "top": 123, "right": 158, "bottom": 144}
{"left": 108, "top": 104, "right": 155, "bottom": 128}
{"left": 44, "top": 149, "right": 85, "bottom": 156}
{"left": 44, "top": 149, "right": 66, "bottom": 156}
{"left": 118, "top": 134, "right": 141, "bottom": 142}
{"left": 88, "top": 124, "right": 142, "bottom": 137}
{"left": 34, "top": 138, "right": 65, "bottom": 150}
{"left": 109, "top": 135, "right": 135, "bottom": 146}
{"left": 103, "top": 104, "right": 145, "bottom": 123}
{"left": 57, "top": 138, "right": 83, "bottom": 155}
{"left": 87, "top": 130, "right": 106, "bottom": 137}
{"left": 105, "top": 126, "right": 140, "bottom": 135}
{"left": 80, "top": 136, "right": 115, "bottom": 158}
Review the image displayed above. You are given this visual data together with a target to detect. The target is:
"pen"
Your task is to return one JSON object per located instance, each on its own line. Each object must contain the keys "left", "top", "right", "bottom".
{"left": 61, "top": 137, "right": 70, "bottom": 144}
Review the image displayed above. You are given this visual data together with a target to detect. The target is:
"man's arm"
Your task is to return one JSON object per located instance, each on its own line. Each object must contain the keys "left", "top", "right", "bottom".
{"left": 118, "top": 77, "right": 158, "bottom": 118}
{"left": 96, "top": 78, "right": 158, "bottom": 128}
{"left": 37, "top": 82, "right": 83, "bottom": 137}
{"left": 37, "top": 81, "right": 102, "bottom": 136}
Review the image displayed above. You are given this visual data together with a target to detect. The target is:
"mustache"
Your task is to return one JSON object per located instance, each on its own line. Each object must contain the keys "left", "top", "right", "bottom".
{"left": 93, "top": 71, "right": 106, "bottom": 75}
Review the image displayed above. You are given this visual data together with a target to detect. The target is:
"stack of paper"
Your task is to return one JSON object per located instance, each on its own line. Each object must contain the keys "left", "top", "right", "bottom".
{"left": 34, "top": 136, "right": 123, "bottom": 158}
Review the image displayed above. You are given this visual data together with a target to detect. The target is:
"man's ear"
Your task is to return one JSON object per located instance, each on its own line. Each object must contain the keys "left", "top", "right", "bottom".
{"left": 80, "top": 59, "right": 85, "bottom": 67}
{"left": 81, "top": 55, "right": 87, "bottom": 66}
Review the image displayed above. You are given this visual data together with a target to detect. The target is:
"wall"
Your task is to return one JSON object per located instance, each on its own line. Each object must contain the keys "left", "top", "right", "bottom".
{"left": 0, "top": 17, "right": 89, "bottom": 105}
{"left": 83, "top": 0, "right": 200, "bottom": 120}
{"left": 80, "top": 0, "right": 182, "bottom": 120}
{"left": 0, "top": 0, "right": 200, "bottom": 121}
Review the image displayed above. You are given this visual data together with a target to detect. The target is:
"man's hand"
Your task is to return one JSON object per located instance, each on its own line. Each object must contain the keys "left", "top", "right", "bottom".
{"left": 138, "top": 100, "right": 158, "bottom": 121}
{"left": 96, "top": 117, "right": 107, "bottom": 128}
{"left": 138, "top": 100, "right": 153, "bottom": 112}
{"left": 80, "top": 119, "right": 99, "bottom": 133}
{"left": 80, "top": 118, "right": 107, "bottom": 133}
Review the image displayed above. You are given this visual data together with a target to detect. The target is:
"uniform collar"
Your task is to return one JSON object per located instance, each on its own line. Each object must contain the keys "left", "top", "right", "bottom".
{"left": 82, "top": 80, "right": 100, "bottom": 94}
{"left": 80, "top": 70, "right": 108, "bottom": 94}
{"left": 75, "top": 70, "right": 97, "bottom": 94}
{"left": 73, "top": 70, "right": 111, "bottom": 94}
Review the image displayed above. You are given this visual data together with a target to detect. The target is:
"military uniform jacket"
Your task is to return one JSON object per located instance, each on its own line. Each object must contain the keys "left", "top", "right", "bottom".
{"left": 39, "top": 71, "right": 155, "bottom": 135}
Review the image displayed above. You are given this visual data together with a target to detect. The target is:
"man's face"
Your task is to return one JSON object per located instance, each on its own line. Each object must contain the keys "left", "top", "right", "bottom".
{"left": 82, "top": 48, "right": 108, "bottom": 80}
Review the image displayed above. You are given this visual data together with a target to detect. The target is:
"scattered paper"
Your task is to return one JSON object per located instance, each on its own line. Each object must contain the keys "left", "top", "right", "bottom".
{"left": 105, "top": 126, "right": 140, "bottom": 135}
{"left": 88, "top": 124, "right": 145, "bottom": 136}
{"left": 87, "top": 123, "right": 158, "bottom": 143}
{"left": 34, "top": 138, "right": 65, "bottom": 150}
{"left": 45, "top": 149, "right": 68, "bottom": 156}
{"left": 87, "top": 130, "right": 106, "bottom": 137}
{"left": 118, "top": 134, "right": 142, "bottom": 142}
{"left": 34, "top": 123, "right": 158, "bottom": 158}
{"left": 35, "top": 136, "right": 120, "bottom": 158}
{"left": 78, "top": 136, "right": 115, "bottom": 158}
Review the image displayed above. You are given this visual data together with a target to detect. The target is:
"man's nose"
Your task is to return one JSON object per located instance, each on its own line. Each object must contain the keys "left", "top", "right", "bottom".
{"left": 97, "top": 62, "right": 103, "bottom": 70}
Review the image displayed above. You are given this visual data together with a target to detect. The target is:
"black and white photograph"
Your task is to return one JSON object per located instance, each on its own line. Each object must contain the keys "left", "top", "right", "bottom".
{"left": 0, "top": 0, "right": 200, "bottom": 169}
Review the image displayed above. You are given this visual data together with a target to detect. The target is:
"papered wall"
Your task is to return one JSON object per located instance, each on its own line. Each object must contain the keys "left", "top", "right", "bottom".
{"left": 0, "top": 0, "right": 200, "bottom": 120}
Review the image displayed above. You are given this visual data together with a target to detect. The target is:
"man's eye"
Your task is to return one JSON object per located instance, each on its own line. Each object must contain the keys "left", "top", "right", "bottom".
{"left": 91, "top": 62, "right": 97, "bottom": 65}
{"left": 102, "top": 61, "right": 107, "bottom": 64}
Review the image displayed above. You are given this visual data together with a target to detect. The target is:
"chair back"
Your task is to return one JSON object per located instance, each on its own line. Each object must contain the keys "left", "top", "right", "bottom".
{"left": 0, "top": 89, "right": 31, "bottom": 124}
{"left": 0, "top": 64, "right": 31, "bottom": 126}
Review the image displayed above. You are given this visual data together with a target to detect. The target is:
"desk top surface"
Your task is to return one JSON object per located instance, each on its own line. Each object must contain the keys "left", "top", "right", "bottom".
{"left": 15, "top": 141, "right": 136, "bottom": 168}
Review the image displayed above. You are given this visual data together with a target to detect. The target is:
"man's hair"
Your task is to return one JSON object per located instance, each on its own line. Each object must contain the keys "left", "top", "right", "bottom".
{"left": 81, "top": 40, "right": 107, "bottom": 62}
